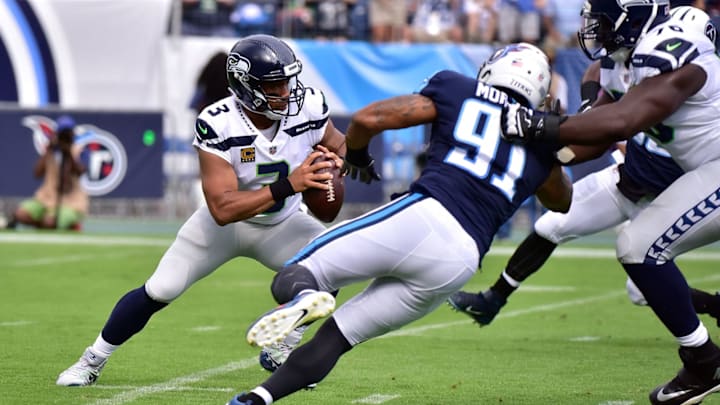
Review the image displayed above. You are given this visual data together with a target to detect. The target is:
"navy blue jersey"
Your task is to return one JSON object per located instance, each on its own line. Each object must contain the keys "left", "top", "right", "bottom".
{"left": 409, "top": 70, "right": 560, "bottom": 257}
{"left": 623, "top": 134, "right": 684, "bottom": 196}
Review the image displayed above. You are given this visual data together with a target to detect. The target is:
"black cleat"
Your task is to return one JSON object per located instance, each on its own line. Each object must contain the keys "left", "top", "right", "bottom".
{"left": 649, "top": 366, "right": 720, "bottom": 404}
{"left": 650, "top": 344, "right": 720, "bottom": 405}
{"left": 447, "top": 289, "right": 506, "bottom": 326}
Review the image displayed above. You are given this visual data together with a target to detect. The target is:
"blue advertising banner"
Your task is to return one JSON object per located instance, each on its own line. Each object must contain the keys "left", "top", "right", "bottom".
{"left": 0, "top": 110, "right": 164, "bottom": 198}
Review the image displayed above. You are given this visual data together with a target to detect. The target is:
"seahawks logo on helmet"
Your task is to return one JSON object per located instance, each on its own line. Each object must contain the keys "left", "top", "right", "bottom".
{"left": 227, "top": 53, "right": 251, "bottom": 82}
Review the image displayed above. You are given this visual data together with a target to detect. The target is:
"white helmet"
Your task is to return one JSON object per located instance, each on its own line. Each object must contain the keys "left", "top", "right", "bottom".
{"left": 477, "top": 42, "right": 551, "bottom": 109}
{"left": 669, "top": 6, "right": 717, "bottom": 46}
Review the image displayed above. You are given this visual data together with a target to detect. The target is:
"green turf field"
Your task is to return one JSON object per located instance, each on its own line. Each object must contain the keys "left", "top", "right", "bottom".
{"left": 2, "top": 230, "right": 719, "bottom": 404}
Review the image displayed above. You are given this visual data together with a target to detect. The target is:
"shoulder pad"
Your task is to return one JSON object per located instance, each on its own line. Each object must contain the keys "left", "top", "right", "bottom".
{"left": 632, "top": 21, "right": 714, "bottom": 79}
{"left": 301, "top": 87, "right": 330, "bottom": 121}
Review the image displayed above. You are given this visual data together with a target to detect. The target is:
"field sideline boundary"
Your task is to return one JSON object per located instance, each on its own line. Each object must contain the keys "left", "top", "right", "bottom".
{"left": 3, "top": 233, "right": 720, "bottom": 261}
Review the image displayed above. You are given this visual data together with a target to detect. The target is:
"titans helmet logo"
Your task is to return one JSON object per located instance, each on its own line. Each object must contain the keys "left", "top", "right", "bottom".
{"left": 22, "top": 115, "right": 127, "bottom": 196}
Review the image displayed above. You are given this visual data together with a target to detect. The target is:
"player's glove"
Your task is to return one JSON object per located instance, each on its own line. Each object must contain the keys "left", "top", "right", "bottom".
{"left": 342, "top": 146, "right": 381, "bottom": 184}
{"left": 500, "top": 103, "right": 566, "bottom": 144}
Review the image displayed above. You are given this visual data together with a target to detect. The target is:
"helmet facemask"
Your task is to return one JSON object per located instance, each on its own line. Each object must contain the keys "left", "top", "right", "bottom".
{"left": 578, "top": 0, "right": 669, "bottom": 62}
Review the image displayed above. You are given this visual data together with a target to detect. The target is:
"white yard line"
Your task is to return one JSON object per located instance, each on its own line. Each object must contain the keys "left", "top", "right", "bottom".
{"left": 11, "top": 252, "right": 139, "bottom": 267}
{"left": 351, "top": 394, "right": 402, "bottom": 404}
{"left": 3, "top": 233, "right": 720, "bottom": 261}
{"left": 87, "top": 359, "right": 257, "bottom": 405}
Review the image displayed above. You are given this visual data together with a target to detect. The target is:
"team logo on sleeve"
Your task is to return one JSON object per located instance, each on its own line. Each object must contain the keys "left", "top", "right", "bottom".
{"left": 241, "top": 147, "right": 256, "bottom": 163}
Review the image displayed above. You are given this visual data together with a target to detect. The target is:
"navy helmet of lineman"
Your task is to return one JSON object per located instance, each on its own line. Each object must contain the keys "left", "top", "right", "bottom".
{"left": 226, "top": 34, "right": 306, "bottom": 121}
{"left": 578, "top": 0, "right": 671, "bottom": 61}
{"left": 476, "top": 42, "right": 552, "bottom": 109}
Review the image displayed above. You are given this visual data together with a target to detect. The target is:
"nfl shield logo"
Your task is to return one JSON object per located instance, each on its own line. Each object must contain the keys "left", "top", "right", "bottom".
{"left": 269, "top": 146, "right": 277, "bottom": 155}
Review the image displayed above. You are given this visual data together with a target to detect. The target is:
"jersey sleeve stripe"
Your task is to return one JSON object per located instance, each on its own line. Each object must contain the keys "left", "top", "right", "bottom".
{"left": 201, "top": 135, "right": 256, "bottom": 152}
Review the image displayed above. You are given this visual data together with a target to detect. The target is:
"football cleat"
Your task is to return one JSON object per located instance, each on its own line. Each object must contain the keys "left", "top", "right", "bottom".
{"left": 259, "top": 342, "right": 291, "bottom": 372}
{"left": 649, "top": 366, "right": 720, "bottom": 404}
{"left": 447, "top": 289, "right": 507, "bottom": 326}
{"left": 56, "top": 347, "right": 107, "bottom": 386}
{"left": 226, "top": 392, "right": 260, "bottom": 405}
{"left": 247, "top": 291, "right": 335, "bottom": 348}
{"left": 692, "top": 289, "right": 720, "bottom": 328}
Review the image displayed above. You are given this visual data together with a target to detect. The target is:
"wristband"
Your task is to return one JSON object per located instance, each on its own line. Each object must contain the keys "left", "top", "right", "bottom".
{"left": 539, "top": 114, "right": 567, "bottom": 143}
{"left": 269, "top": 178, "right": 295, "bottom": 202}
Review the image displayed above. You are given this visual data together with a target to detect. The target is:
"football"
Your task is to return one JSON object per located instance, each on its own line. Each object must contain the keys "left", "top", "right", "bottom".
{"left": 302, "top": 155, "right": 344, "bottom": 223}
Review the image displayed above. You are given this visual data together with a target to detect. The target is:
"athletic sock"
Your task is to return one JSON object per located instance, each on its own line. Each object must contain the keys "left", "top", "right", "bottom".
{"left": 101, "top": 286, "right": 168, "bottom": 345}
{"left": 625, "top": 262, "right": 700, "bottom": 337}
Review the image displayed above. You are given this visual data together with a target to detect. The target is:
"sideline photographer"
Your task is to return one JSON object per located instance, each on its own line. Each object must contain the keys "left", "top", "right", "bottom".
{"left": 8, "top": 115, "right": 88, "bottom": 230}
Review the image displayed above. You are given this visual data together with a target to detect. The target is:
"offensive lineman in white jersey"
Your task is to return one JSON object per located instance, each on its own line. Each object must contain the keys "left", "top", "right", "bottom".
{"left": 449, "top": 6, "right": 720, "bottom": 329}
{"left": 56, "top": 35, "right": 346, "bottom": 387}
{"left": 501, "top": 0, "right": 720, "bottom": 403}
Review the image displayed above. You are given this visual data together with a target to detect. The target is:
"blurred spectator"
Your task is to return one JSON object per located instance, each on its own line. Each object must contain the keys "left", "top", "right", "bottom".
{"left": 542, "top": 0, "right": 585, "bottom": 47}
{"left": 703, "top": 0, "right": 720, "bottom": 16}
{"left": 278, "top": 0, "right": 315, "bottom": 38}
{"left": 7, "top": 116, "right": 88, "bottom": 231}
{"left": 670, "top": 0, "right": 704, "bottom": 6}
{"left": 542, "top": 40, "right": 568, "bottom": 113}
{"left": 311, "top": 0, "right": 352, "bottom": 40}
{"left": 410, "top": 0, "right": 464, "bottom": 43}
{"left": 190, "top": 51, "right": 230, "bottom": 114}
{"left": 463, "top": 0, "right": 498, "bottom": 43}
{"left": 182, "top": 0, "right": 237, "bottom": 37}
{"left": 369, "top": 0, "right": 408, "bottom": 42}
{"left": 230, "top": 1, "right": 279, "bottom": 36}
{"left": 347, "top": 0, "right": 371, "bottom": 40}
{"left": 496, "top": 0, "right": 543, "bottom": 44}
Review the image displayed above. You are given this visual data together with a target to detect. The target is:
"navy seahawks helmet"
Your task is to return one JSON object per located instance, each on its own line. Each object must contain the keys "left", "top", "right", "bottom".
{"left": 226, "top": 35, "right": 305, "bottom": 120}
{"left": 578, "top": 0, "right": 670, "bottom": 60}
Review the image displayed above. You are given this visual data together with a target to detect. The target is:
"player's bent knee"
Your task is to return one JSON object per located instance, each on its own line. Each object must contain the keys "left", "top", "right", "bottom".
{"left": 144, "top": 281, "right": 181, "bottom": 303}
{"left": 271, "top": 264, "right": 319, "bottom": 304}
{"left": 533, "top": 213, "right": 567, "bottom": 244}
{"left": 615, "top": 226, "right": 644, "bottom": 264}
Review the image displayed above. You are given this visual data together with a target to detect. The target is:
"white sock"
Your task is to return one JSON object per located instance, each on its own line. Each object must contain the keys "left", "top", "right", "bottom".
{"left": 252, "top": 386, "right": 274, "bottom": 405}
{"left": 501, "top": 270, "right": 521, "bottom": 288}
{"left": 677, "top": 323, "right": 709, "bottom": 347}
{"left": 91, "top": 334, "right": 120, "bottom": 358}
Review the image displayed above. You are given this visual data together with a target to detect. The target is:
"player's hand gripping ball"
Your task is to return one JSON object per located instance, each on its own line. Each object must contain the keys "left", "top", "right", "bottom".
{"left": 303, "top": 154, "right": 344, "bottom": 223}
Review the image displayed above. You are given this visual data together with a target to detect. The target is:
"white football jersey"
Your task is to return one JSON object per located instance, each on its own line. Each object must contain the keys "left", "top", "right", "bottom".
{"left": 600, "top": 59, "right": 673, "bottom": 159}
{"left": 192, "top": 88, "right": 329, "bottom": 225}
{"left": 630, "top": 16, "right": 720, "bottom": 171}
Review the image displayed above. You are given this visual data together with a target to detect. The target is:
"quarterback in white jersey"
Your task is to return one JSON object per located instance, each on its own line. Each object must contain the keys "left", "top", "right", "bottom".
{"left": 56, "top": 35, "right": 346, "bottom": 388}
{"left": 501, "top": 0, "right": 720, "bottom": 403}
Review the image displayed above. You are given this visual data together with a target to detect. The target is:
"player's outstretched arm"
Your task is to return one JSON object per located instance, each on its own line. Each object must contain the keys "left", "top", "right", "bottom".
{"left": 558, "top": 64, "right": 706, "bottom": 145}
{"left": 344, "top": 94, "right": 437, "bottom": 183}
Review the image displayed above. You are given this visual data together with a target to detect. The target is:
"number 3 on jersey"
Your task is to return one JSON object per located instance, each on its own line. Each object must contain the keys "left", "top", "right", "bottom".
{"left": 445, "top": 99, "right": 526, "bottom": 200}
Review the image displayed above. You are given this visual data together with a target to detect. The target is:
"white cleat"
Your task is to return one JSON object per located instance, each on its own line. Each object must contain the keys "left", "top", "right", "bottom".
{"left": 56, "top": 347, "right": 107, "bottom": 386}
{"left": 247, "top": 291, "right": 335, "bottom": 348}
